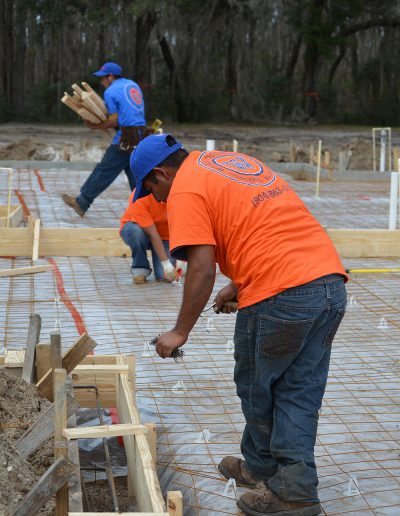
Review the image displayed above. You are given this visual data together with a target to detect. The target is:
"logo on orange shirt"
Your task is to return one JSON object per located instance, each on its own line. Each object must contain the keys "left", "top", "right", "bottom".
{"left": 198, "top": 151, "right": 276, "bottom": 187}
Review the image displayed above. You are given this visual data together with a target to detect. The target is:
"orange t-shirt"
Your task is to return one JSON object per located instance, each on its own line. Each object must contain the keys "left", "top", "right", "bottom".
{"left": 120, "top": 190, "right": 169, "bottom": 240}
{"left": 167, "top": 151, "right": 347, "bottom": 309}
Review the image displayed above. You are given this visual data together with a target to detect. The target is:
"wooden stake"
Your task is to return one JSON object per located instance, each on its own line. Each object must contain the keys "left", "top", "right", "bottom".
{"left": 32, "top": 218, "right": 41, "bottom": 261}
{"left": 50, "top": 331, "right": 62, "bottom": 369}
{"left": 22, "top": 314, "right": 41, "bottom": 383}
{"left": 167, "top": 491, "right": 183, "bottom": 516}
{"left": 35, "top": 342, "right": 51, "bottom": 382}
{"left": 37, "top": 333, "right": 97, "bottom": 400}
{"left": 12, "top": 457, "right": 74, "bottom": 516}
{"left": 290, "top": 144, "right": 297, "bottom": 163}
{"left": 54, "top": 368, "right": 69, "bottom": 516}
{"left": 16, "top": 393, "right": 80, "bottom": 459}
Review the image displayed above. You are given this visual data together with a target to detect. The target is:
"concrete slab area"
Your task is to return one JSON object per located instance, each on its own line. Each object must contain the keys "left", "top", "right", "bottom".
{"left": 0, "top": 165, "right": 399, "bottom": 514}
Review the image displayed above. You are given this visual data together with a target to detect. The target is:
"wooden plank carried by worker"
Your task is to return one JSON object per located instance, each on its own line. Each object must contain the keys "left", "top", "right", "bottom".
{"left": 61, "top": 93, "right": 82, "bottom": 115}
{"left": 12, "top": 457, "right": 75, "bottom": 516}
{"left": 22, "top": 314, "right": 42, "bottom": 384}
{"left": 77, "top": 107, "right": 102, "bottom": 124}
{"left": 71, "top": 83, "right": 84, "bottom": 100}
{"left": 81, "top": 82, "right": 107, "bottom": 115}
{"left": 116, "top": 355, "right": 165, "bottom": 513}
{"left": 16, "top": 393, "right": 80, "bottom": 459}
{"left": 36, "top": 333, "right": 97, "bottom": 400}
{"left": 0, "top": 264, "right": 52, "bottom": 278}
{"left": 81, "top": 92, "right": 107, "bottom": 121}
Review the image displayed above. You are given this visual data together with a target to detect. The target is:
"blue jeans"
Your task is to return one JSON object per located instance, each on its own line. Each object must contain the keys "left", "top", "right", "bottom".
{"left": 234, "top": 274, "right": 347, "bottom": 503}
{"left": 120, "top": 222, "right": 175, "bottom": 280}
{"left": 77, "top": 144, "right": 135, "bottom": 212}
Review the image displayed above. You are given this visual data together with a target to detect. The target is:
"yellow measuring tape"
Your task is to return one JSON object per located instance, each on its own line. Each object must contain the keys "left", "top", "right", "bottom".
{"left": 346, "top": 268, "right": 400, "bottom": 273}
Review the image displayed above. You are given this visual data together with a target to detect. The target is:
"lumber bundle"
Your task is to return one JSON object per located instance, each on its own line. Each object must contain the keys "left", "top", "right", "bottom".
{"left": 61, "top": 82, "right": 108, "bottom": 124}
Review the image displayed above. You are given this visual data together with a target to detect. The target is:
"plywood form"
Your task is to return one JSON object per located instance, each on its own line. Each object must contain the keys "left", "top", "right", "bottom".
{"left": 1, "top": 227, "right": 400, "bottom": 257}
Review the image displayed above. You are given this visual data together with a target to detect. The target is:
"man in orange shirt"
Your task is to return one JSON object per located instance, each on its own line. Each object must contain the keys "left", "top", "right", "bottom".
{"left": 130, "top": 134, "right": 347, "bottom": 516}
{"left": 120, "top": 190, "right": 178, "bottom": 283}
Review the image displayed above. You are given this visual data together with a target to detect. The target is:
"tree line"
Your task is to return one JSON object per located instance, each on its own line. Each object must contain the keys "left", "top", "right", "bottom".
{"left": 1, "top": 0, "right": 400, "bottom": 125}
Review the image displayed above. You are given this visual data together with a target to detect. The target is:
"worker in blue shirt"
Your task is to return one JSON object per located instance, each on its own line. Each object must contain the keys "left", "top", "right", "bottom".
{"left": 62, "top": 62, "right": 148, "bottom": 217}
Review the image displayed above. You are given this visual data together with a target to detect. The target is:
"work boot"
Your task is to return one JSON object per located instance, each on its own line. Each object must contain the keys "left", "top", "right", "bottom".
{"left": 132, "top": 268, "right": 151, "bottom": 285}
{"left": 61, "top": 194, "right": 86, "bottom": 217}
{"left": 237, "top": 490, "right": 321, "bottom": 516}
{"left": 218, "top": 456, "right": 265, "bottom": 489}
{"left": 133, "top": 275, "right": 147, "bottom": 284}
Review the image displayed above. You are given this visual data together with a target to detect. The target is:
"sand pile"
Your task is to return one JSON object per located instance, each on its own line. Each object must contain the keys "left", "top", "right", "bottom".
{"left": 0, "top": 368, "right": 53, "bottom": 515}
{"left": 0, "top": 138, "right": 57, "bottom": 160}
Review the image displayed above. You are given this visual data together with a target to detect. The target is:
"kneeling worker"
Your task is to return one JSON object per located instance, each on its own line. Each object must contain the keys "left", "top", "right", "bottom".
{"left": 129, "top": 134, "right": 347, "bottom": 516}
{"left": 120, "top": 190, "right": 178, "bottom": 284}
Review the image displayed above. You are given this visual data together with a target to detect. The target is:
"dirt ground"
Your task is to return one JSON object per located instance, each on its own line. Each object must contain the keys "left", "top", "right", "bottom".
{"left": 0, "top": 368, "right": 53, "bottom": 515}
{"left": 0, "top": 122, "right": 399, "bottom": 169}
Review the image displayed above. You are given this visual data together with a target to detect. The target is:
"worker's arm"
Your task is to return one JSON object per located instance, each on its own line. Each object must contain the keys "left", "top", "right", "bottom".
{"left": 155, "top": 245, "right": 216, "bottom": 358}
{"left": 85, "top": 113, "right": 118, "bottom": 130}
{"left": 142, "top": 224, "right": 178, "bottom": 281}
{"left": 142, "top": 224, "right": 169, "bottom": 262}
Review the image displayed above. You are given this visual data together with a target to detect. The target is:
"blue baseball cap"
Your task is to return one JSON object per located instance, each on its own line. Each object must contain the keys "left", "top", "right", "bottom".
{"left": 130, "top": 134, "right": 183, "bottom": 202}
{"left": 93, "top": 62, "right": 122, "bottom": 76}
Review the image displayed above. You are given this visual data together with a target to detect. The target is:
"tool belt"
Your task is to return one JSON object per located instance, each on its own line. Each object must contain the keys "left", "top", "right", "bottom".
{"left": 119, "top": 126, "right": 154, "bottom": 153}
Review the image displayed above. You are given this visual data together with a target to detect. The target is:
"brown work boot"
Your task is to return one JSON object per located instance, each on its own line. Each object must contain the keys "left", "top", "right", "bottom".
{"left": 237, "top": 490, "right": 321, "bottom": 516}
{"left": 133, "top": 275, "right": 147, "bottom": 284}
{"left": 61, "top": 194, "right": 86, "bottom": 217}
{"left": 218, "top": 456, "right": 265, "bottom": 489}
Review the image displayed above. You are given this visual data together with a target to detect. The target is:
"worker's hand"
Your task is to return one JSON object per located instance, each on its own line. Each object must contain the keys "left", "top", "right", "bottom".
{"left": 84, "top": 120, "right": 99, "bottom": 130}
{"left": 214, "top": 282, "right": 238, "bottom": 313}
{"left": 162, "top": 260, "right": 180, "bottom": 282}
{"left": 155, "top": 330, "right": 187, "bottom": 359}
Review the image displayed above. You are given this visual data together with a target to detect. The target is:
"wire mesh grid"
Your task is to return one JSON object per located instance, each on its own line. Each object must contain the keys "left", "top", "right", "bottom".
{"left": 1, "top": 166, "right": 400, "bottom": 514}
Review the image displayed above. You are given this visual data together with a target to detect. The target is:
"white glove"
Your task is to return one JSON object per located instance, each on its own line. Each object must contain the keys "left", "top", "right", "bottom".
{"left": 161, "top": 260, "right": 179, "bottom": 282}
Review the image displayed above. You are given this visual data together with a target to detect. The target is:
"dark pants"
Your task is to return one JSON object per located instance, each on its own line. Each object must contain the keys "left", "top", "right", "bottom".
{"left": 234, "top": 274, "right": 347, "bottom": 502}
{"left": 120, "top": 222, "right": 175, "bottom": 280}
{"left": 77, "top": 144, "right": 135, "bottom": 212}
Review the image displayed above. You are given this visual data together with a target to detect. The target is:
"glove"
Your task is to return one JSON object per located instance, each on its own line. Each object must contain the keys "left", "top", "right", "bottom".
{"left": 162, "top": 260, "right": 179, "bottom": 282}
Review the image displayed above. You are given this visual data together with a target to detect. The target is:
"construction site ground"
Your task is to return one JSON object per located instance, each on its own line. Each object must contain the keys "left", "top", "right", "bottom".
{"left": 0, "top": 123, "right": 400, "bottom": 515}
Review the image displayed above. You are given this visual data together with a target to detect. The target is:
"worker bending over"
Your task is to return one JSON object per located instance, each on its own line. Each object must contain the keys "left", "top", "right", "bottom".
{"left": 120, "top": 190, "right": 178, "bottom": 284}
{"left": 130, "top": 134, "right": 347, "bottom": 516}
{"left": 62, "top": 62, "right": 147, "bottom": 217}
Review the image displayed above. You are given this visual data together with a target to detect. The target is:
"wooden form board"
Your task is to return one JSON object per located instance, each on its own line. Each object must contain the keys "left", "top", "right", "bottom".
{"left": 3, "top": 352, "right": 181, "bottom": 515}
{"left": 36, "top": 333, "right": 97, "bottom": 400}
{"left": 116, "top": 355, "right": 166, "bottom": 513}
{"left": 0, "top": 204, "right": 23, "bottom": 228}
{"left": 1, "top": 227, "right": 399, "bottom": 258}
{"left": 0, "top": 264, "right": 52, "bottom": 278}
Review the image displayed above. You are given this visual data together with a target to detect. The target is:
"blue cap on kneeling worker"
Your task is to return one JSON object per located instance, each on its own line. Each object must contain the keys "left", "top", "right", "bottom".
{"left": 93, "top": 62, "right": 122, "bottom": 76}
{"left": 130, "top": 134, "right": 183, "bottom": 202}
